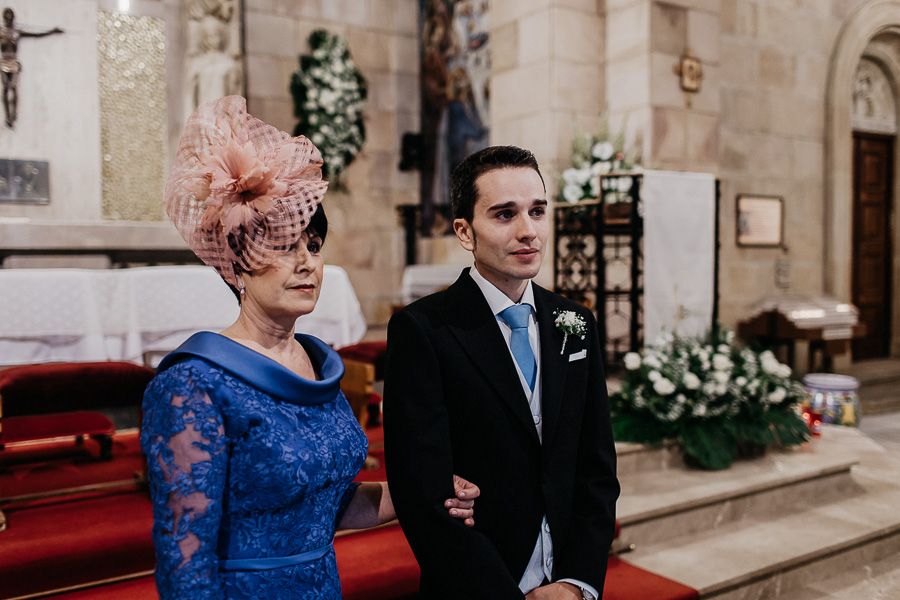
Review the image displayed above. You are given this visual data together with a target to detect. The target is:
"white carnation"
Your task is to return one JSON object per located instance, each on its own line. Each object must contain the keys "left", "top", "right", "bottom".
{"left": 735, "top": 376, "right": 747, "bottom": 387}
{"left": 562, "top": 184, "right": 583, "bottom": 203}
{"left": 592, "top": 141, "right": 615, "bottom": 160}
{"left": 777, "top": 363, "right": 792, "bottom": 378}
{"left": 653, "top": 377, "right": 676, "bottom": 396}
{"left": 648, "top": 370, "right": 661, "bottom": 382}
{"left": 624, "top": 352, "right": 641, "bottom": 370}
{"left": 712, "top": 354, "right": 733, "bottom": 371}
{"left": 683, "top": 372, "right": 701, "bottom": 390}
{"left": 693, "top": 403, "right": 708, "bottom": 417}
{"left": 713, "top": 371, "right": 729, "bottom": 384}
{"left": 768, "top": 388, "right": 787, "bottom": 404}
{"left": 643, "top": 354, "right": 662, "bottom": 370}
{"left": 562, "top": 168, "right": 581, "bottom": 185}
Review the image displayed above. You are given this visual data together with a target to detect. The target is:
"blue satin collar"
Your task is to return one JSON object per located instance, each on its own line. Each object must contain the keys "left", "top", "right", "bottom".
{"left": 158, "top": 331, "right": 345, "bottom": 406}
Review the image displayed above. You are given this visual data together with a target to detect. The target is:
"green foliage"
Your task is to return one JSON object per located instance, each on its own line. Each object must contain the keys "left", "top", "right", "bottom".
{"left": 611, "top": 328, "right": 810, "bottom": 470}
{"left": 290, "top": 29, "right": 367, "bottom": 185}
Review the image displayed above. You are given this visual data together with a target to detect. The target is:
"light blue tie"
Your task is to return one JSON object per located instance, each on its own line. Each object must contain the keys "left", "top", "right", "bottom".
{"left": 499, "top": 304, "right": 537, "bottom": 391}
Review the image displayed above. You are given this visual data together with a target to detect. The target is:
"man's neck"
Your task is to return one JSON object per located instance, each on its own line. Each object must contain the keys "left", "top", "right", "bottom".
{"left": 472, "top": 262, "right": 529, "bottom": 303}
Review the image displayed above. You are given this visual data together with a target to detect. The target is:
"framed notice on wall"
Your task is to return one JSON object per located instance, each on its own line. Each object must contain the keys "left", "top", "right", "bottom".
{"left": 736, "top": 194, "right": 783, "bottom": 247}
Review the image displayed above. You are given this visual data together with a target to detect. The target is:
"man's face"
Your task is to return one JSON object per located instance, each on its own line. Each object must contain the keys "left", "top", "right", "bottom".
{"left": 454, "top": 167, "right": 548, "bottom": 295}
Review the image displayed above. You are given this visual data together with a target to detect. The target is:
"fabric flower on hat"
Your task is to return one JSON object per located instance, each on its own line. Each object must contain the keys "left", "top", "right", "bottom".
{"left": 165, "top": 96, "right": 328, "bottom": 287}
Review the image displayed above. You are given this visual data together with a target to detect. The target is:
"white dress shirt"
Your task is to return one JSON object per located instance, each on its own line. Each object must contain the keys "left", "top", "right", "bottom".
{"left": 469, "top": 266, "right": 597, "bottom": 599}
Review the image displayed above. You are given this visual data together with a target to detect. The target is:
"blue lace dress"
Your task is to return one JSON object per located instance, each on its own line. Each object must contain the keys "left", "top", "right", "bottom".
{"left": 141, "top": 332, "right": 368, "bottom": 599}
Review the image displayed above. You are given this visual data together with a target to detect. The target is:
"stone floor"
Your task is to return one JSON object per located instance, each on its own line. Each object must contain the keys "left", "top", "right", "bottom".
{"left": 859, "top": 409, "right": 900, "bottom": 453}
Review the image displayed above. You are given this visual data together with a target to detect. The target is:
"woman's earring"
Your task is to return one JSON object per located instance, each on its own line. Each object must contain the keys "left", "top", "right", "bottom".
{"left": 237, "top": 279, "right": 246, "bottom": 296}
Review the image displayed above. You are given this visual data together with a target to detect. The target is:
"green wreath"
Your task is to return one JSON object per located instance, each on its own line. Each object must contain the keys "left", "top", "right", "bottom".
{"left": 290, "top": 29, "right": 367, "bottom": 184}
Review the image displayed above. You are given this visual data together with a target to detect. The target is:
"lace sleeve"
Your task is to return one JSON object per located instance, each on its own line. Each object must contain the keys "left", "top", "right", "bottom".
{"left": 141, "top": 363, "right": 228, "bottom": 600}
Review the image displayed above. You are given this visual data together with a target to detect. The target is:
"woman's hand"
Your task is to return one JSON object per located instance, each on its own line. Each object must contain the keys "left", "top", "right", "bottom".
{"left": 444, "top": 475, "right": 480, "bottom": 527}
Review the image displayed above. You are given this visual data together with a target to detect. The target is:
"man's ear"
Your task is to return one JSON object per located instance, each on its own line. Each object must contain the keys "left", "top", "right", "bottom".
{"left": 453, "top": 217, "right": 476, "bottom": 252}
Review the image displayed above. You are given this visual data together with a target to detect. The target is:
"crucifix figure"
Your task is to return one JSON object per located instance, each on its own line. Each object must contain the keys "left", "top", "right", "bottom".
{"left": 0, "top": 8, "right": 63, "bottom": 128}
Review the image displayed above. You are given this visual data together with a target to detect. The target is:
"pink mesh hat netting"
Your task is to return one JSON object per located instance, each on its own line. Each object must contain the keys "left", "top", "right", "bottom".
{"left": 165, "top": 95, "right": 328, "bottom": 287}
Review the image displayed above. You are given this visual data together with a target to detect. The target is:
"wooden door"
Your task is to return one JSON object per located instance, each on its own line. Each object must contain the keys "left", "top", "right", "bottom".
{"left": 852, "top": 133, "right": 893, "bottom": 360}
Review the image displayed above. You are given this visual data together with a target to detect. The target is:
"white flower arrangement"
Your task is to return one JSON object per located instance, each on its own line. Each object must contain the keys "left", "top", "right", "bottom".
{"left": 290, "top": 29, "right": 367, "bottom": 184}
{"left": 557, "top": 120, "right": 640, "bottom": 205}
{"left": 610, "top": 329, "right": 809, "bottom": 470}
{"left": 554, "top": 310, "right": 587, "bottom": 354}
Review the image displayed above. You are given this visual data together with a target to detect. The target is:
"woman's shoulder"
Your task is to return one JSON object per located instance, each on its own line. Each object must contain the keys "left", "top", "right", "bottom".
{"left": 147, "top": 356, "right": 224, "bottom": 398}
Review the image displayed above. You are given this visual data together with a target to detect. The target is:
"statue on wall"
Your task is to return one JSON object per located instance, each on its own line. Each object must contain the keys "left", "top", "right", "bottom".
{"left": 185, "top": 0, "right": 243, "bottom": 114}
{"left": 0, "top": 8, "right": 63, "bottom": 128}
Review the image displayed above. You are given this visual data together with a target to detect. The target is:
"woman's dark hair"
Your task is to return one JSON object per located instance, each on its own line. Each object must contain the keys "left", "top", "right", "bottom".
{"left": 225, "top": 204, "right": 328, "bottom": 303}
{"left": 449, "top": 145, "right": 545, "bottom": 223}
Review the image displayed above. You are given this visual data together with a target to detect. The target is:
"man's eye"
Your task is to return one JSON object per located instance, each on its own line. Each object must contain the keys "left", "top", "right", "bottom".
{"left": 530, "top": 207, "right": 546, "bottom": 217}
{"left": 496, "top": 210, "right": 514, "bottom": 220}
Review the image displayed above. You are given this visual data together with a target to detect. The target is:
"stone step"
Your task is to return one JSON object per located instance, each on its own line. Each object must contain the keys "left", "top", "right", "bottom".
{"left": 615, "top": 440, "right": 683, "bottom": 476}
{"left": 617, "top": 429, "right": 860, "bottom": 547}
{"left": 778, "top": 553, "right": 900, "bottom": 599}
{"left": 623, "top": 427, "right": 900, "bottom": 599}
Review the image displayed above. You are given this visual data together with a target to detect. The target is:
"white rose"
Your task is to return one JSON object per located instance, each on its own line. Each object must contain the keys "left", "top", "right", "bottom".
{"left": 312, "top": 132, "right": 325, "bottom": 144}
{"left": 648, "top": 370, "right": 661, "bottom": 382}
{"left": 703, "top": 382, "right": 717, "bottom": 395}
{"left": 683, "top": 372, "right": 701, "bottom": 390}
{"left": 712, "top": 354, "right": 733, "bottom": 371}
{"left": 675, "top": 393, "right": 687, "bottom": 404}
{"left": 624, "top": 352, "right": 641, "bottom": 370}
{"left": 761, "top": 356, "right": 780, "bottom": 375}
{"left": 718, "top": 344, "right": 730, "bottom": 353}
{"left": 643, "top": 354, "right": 661, "bottom": 370}
{"left": 592, "top": 141, "right": 615, "bottom": 161}
{"left": 562, "top": 168, "right": 581, "bottom": 185}
{"left": 777, "top": 363, "right": 792, "bottom": 378}
{"left": 693, "top": 403, "right": 708, "bottom": 417}
{"left": 575, "top": 168, "right": 592, "bottom": 185}
{"left": 562, "top": 184, "right": 583, "bottom": 203}
{"left": 735, "top": 376, "right": 747, "bottom": 387}
{"left": 768, "top": 388, "right": 787, "bottom": 404}
{"left": 653, "top": 377, "right": 676, "bottom": 396}
{"left": 716, "top": 383, "right": 728, "bottom": 396}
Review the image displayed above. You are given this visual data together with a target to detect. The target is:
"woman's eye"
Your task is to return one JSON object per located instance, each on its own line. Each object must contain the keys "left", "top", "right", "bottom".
{"left": 308, "top": 241, "right": 322, "bottom": 254}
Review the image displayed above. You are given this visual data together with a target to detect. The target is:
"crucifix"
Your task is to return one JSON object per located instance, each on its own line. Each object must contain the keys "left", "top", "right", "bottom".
{"left": 0, "top": 8, "right": 63, "bottom": 128}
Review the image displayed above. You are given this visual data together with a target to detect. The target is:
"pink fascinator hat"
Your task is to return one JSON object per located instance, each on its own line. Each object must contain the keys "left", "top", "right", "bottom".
{"left": 165, "top": 95, "right": 328, "bottom": 287}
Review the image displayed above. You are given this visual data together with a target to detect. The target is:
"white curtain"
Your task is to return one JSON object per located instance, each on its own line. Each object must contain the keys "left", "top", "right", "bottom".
{"left": 642, "top": 170, "right": 716, "bottom": 346}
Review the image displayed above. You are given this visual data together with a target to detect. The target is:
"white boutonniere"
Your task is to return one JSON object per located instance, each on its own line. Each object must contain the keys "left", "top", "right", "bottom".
{"left": 554, "top": 310, "right": 587, "bottom": 354}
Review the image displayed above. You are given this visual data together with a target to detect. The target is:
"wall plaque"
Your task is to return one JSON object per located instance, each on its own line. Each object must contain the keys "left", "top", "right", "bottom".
{"left": 0, "top": 158, "right": 49, "bottom": 204}
{"left": 736, "top": 194, "right": 783, "bottom": 247}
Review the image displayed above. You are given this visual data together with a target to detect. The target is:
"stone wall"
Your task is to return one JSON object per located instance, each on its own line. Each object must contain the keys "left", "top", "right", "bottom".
{"left": 715, "top": 0, "right": 871, "bottom": 327}
{"left": 244, "top": 0, "right": 419, "bottom": 323}
{"left": 490, "top": 0, "right": 605, "bottom": 288}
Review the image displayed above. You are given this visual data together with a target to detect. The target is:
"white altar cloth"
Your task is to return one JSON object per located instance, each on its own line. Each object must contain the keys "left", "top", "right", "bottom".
{"left": 0, "top": 265, "right": 366, "bottom": 366}
{"left": 642, "top": 170, "right": 716, "bottom": 345}
{"left": 400, "top": 264, "right": 466, "bottom": 304}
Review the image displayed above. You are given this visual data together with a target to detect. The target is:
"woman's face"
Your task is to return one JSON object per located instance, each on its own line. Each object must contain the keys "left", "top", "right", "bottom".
{"left": 241, "top": 230, "right": 325, "bottom": 322}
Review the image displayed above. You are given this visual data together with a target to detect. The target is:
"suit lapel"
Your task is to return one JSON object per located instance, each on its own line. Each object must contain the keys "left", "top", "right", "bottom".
{"left": 534, "top": 286, "right": 568, "bottom": 448}
{"left": 443, "top": 271, "right": 541, "bottom": 446}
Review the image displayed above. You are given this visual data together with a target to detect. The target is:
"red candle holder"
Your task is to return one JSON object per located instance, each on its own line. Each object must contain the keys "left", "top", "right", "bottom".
{"left": 801, "top": 407, "right": 823, "bottom": 436}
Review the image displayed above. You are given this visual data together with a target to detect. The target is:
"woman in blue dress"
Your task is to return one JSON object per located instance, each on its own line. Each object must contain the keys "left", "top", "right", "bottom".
{"left": 142, "top": 96, "right": 478, "bottom": 599}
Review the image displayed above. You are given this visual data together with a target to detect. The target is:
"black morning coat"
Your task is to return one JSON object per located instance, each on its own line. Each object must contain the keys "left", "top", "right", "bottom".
{"left": 383, "top": 268, "right": 620, "bottom": 599}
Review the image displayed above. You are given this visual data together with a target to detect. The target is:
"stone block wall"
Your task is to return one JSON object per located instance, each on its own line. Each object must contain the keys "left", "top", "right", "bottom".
{"left": 715, "top": 0, "right": 869, "bottom": 327}
{"left": 244, "top": 0, "right": 420, "bottom": 324}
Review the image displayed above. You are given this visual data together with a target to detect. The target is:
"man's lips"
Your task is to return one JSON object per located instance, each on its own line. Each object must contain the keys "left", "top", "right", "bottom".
{"left": 511, "top": 248, "right": 539, "bottom": 256}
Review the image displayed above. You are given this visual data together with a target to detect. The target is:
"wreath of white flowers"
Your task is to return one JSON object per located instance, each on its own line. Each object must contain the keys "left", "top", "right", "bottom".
{"left": 290, "top": 29, "right": 367, "bottom": 185}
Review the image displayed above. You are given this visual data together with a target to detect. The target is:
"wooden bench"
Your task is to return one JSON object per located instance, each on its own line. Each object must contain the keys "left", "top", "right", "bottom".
{"left": 0, "top": 411, "right": 116, "bottom": 459}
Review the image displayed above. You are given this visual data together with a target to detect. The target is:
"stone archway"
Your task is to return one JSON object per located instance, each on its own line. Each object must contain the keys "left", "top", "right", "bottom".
{"left": 825, "top": 1, "right": 900, "bottom": 306}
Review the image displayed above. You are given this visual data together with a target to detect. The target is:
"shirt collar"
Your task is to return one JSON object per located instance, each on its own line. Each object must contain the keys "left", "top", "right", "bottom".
{"left": 469, "top": 264, "right": 536, "bottom": 317}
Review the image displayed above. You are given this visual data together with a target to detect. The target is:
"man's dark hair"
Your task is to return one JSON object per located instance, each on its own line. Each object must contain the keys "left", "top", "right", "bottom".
{"left": 449, "top": 145, "right": 545, "bottom": 223}
{"left": 226, "top": 204, "right": 328, "bottom": 303}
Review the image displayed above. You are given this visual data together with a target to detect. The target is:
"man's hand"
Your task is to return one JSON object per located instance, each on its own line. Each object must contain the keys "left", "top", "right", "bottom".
{"left": 525, "top": 582, "right": 581, "bottom": 600}
{"left": 444, "top": 474, "right": 481, "bottom": 527}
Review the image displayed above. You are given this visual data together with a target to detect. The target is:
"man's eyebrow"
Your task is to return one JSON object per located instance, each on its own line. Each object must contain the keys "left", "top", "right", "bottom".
{"left": 486, "top": 199, "right": 548, "bottom": 212}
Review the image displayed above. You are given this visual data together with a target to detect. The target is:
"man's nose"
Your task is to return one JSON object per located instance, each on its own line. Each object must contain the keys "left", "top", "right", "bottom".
{"left": 517, "top": 214, "right": 537, "bottom": 239}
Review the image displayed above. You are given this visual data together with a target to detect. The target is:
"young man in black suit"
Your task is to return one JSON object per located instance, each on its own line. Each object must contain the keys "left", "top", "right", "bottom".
{"left": 383, "top": 146, "right": 619, "bottom": 599}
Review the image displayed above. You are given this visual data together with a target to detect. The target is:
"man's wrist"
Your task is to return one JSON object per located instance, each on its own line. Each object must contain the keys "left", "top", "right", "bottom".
{"left": 556, "top": 579, "right": 596, "bottom": 600}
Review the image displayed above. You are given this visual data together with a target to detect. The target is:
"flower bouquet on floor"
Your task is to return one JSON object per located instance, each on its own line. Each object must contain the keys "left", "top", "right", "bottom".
{"left": 611, "top": 329, "right": 810, "bottom": 470}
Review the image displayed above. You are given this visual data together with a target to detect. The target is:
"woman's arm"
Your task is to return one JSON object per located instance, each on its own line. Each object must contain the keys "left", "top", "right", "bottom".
{"left": 337, "top": 476, "right": 479, "bottom": 530}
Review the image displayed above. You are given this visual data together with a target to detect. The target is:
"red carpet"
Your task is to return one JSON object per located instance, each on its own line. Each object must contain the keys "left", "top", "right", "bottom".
{"left": 2, "top": 425, "right": 698, "bottom": 600}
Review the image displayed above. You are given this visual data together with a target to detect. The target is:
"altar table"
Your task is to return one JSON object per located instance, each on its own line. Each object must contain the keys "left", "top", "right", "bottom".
{"left": 0, "top": 265, "right": 366, "bottom": 365}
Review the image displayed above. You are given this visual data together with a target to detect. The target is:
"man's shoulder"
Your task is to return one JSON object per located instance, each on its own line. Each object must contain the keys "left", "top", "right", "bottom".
{"left": 390, "top": 287, "right": 453, "bottom": 332}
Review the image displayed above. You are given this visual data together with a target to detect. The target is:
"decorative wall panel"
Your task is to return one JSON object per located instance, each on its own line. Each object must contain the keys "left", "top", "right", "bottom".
{"left": 98, "top": 10, "right": 166, "bottom": 221}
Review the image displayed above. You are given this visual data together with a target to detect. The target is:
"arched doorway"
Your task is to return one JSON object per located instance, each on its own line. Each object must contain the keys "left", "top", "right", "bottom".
{"left": 851, "top": 56, "right": 897, "bottom": 359}
{"left": 825, "top": 2, "right": 900, "bottom": 361}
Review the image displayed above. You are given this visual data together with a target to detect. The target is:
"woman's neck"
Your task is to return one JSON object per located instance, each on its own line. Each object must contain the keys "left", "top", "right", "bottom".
{"left": 221, "top": 304, "right": 296, "bottom": 354}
